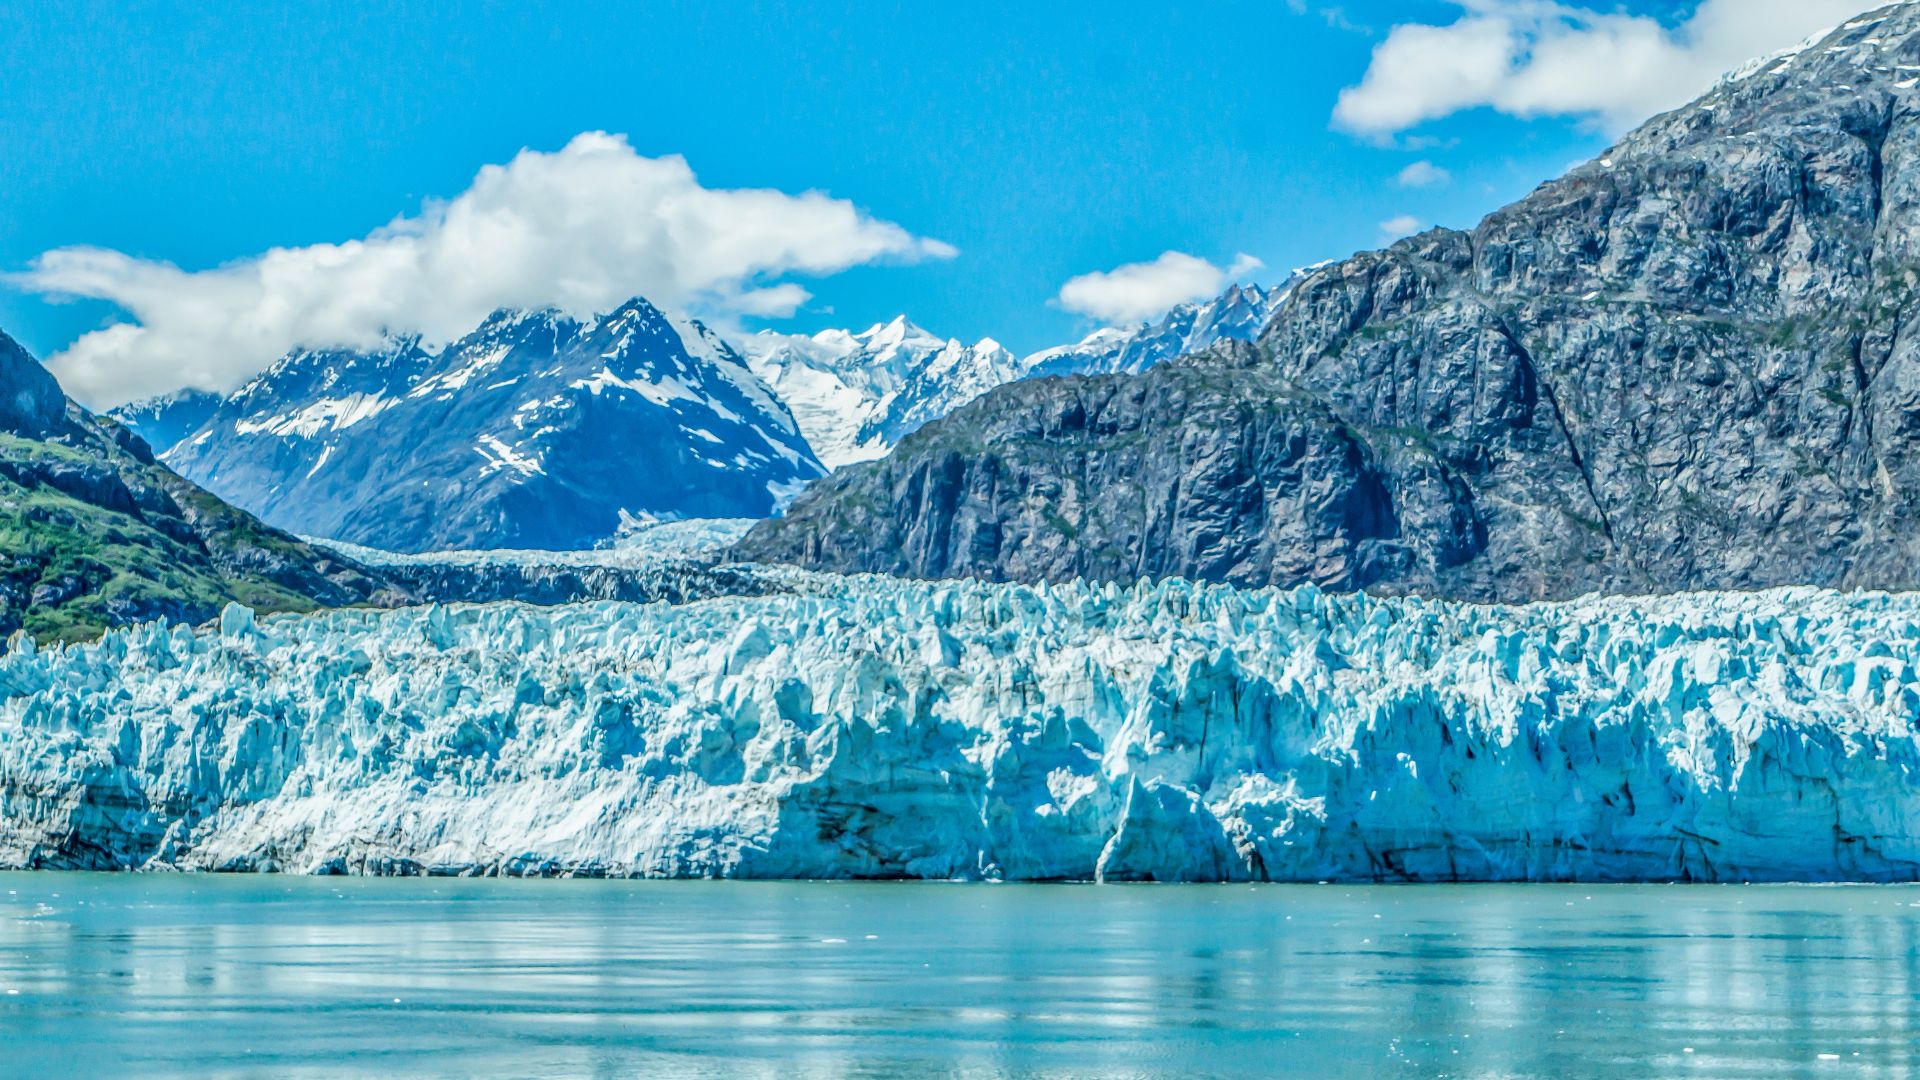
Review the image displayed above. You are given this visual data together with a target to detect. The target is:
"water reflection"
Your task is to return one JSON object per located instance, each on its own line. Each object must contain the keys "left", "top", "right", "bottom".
{"left": 0, "top": 877, "right": 1915, "bottom": 1077}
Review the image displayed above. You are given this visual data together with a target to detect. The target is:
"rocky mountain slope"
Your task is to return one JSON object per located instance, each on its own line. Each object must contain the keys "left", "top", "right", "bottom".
{"left": 737, "top": 6, "right": 1920, "bottom": 602}
{"left": 5, "top": 576, "right": 1918, "bottom": 882}
{"left": 0, "top": 329, "right": 398, "bottom": 642}
{"left": 117, "top": 299, "right": 824, "bottom": 553}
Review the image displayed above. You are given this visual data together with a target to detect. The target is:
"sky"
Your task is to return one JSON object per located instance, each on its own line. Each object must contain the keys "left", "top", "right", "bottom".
{"left": 0, "top": 0, "right": 1882, "bottom": 406}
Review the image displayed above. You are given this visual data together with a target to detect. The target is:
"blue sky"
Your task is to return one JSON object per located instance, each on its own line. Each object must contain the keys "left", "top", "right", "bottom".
{"left": 0, "top": 0, "right": 1874, "bottom": 404}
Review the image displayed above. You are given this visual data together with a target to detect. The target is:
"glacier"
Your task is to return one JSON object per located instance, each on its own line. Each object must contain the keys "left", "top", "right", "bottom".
{"left": 301, "top": 522, "right": 775, "bottom": 608}
{"left": 313, "top": 517, "right": 759, "bottom": 572}
{"left": 3, "top": 575, "right": 1920, "bottom": 882}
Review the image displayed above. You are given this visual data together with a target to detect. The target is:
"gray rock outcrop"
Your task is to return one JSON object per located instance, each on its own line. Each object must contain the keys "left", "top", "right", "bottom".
{"left": 737, "top": 6, "right": 1920, "bottom": 602}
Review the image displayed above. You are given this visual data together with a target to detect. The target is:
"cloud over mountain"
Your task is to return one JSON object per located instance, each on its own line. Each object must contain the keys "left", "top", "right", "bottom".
{"left": 1395, "top": 161, "right": 1452, "bottom": 188}
{"left": 20, "top": 132, "right": 955, "bottom": 408}
{"left": 1055, "top": 251, "right": 1264, "bottom": 327}
{"left": 1334, "top": 0, "right": 1874, "bottom": 137}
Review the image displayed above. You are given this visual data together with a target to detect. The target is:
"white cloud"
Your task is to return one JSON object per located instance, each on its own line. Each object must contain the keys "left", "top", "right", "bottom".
{"left": 1334, "top": 0, "right": 1875, "bottom": 138}
{"left": 1055, "top": 251, "right": 1264, "bottom": 326}
{"left": 19, "top": 132, "right": 957, "bottom": 408}
{"left": 1285, "top": 0, "right": 1368, "bottom": 34}
{"left": 1396, "top": 161, "right": 1452, "bottom": 188}
{"left": 1379, "top": 216, "right": 1424, "bottom": 243}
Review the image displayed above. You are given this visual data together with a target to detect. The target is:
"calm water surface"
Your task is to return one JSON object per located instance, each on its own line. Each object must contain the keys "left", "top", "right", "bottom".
{"left": 0, "top": 874, "right": 1915, "bottom": 1077}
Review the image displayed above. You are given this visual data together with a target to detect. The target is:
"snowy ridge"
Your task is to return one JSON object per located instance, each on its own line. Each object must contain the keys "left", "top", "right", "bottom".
{"left": 5, "top": 578, "right": 1920, "bottom": 881}
{"left": 1021, "top": 281, "right": 1290, "bottom": 381}
{"left": 1714, "top": 10, "right": 1896, "bottom": 90}
{"left": 105, "top": 388, "right": 222, "bottom": 453}
{"left": 743, "top": 317, "right": 1021, "bottom": 469}
{"left": 744, "top": 280, "right": 1290, "bottom": 469}
{"left": 123, "top": 299, "right": 823, "bottom": 553}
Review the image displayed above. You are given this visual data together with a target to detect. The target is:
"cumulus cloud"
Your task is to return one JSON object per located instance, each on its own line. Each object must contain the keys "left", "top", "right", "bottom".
{"left": 1333, "top": 0, "right": 1874, "bottom": 138}
{"left": 1379, "top": 216, "right": 1424, "bottom": 243}
{"left": 1396, "top": 161, "right": 1452, "bottom": 188}
{"left": 18, "top": 132, "right": 957, "bottom": 408}
{"left": 1055, "top": 251, "right": 1264, "bottom": 326}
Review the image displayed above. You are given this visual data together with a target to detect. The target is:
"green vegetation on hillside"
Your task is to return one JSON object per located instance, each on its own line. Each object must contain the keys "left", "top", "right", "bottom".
{"left": 0, "top": 425, "right": 384, "bottom": 644}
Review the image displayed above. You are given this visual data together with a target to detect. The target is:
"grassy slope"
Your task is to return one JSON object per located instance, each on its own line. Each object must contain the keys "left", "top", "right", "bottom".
{"left": 0, "top": 425, "right": 381, "bottom": 644}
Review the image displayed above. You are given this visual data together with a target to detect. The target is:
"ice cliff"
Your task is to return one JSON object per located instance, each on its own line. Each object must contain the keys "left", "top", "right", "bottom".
{"left": 3, "top": 577, "right": 1919, "bottom": 882}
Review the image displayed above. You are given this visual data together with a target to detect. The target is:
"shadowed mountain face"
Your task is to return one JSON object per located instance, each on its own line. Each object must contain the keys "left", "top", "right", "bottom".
{"left": 0, "top": 330, "right": 399, "bottom": 642}
{"left": 0, "top": 333, "right": 70, "bottom": 438}
{"left": 736, "top": 5, "right": 1920, "bottom": 602}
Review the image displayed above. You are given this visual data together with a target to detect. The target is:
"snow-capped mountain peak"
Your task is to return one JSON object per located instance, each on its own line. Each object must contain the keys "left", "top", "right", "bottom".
{"left": 861, "top": 316, "right": 953, "bottom": 366}
{"left": 742, "top": 279, "right": 1294, "bottom": 470}
{"left": 743, "top": 319, "right": 1020, "bottom": 468}
{"left": 1021, "top": 279, "right": 1292, "bottom": 380}
{"left": 115, "top": 277, "right": 1300, "bottom": 540}
{"left": 114, "top": 296, "right": 823, "bottom": 553}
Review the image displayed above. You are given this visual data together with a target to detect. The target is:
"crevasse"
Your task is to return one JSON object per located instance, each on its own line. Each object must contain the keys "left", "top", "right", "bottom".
{"left": 3, "top": 575, "right": 1919, "bottom": 882}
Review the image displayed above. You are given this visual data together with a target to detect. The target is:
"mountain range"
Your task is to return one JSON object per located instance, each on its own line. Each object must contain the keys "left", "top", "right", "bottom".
{"left": 119, "top": 299, "right": 824, "bottom": 553}
{"left": 1019, "top": 282, "right": 1289, "bottom": 380}
{"left": 736, "top": 5, "right": 1920, "bottom": 603}
{"left": 744, "top": 283, "right": 1288, "bottom": 471}
{"left": 84, "top": 8, "right": 1920, "bottom": 607}
{"left": 116, "top": 283, "right": 1285, "bottom": 549}
{"left": 741, "top": 317, "right": 1022, "bottom": 469}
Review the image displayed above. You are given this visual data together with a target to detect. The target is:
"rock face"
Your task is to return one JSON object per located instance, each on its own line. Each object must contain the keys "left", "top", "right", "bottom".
{"left": 738, "top": 6, "right": 1920, "bottom": 602}
{"left": 118, "top": 299, "right": 823, "bottom": 553}
{"left": 4, "top": 576, "right": 1919, "bottom": 883}
{"left": 0, "top": 329, "right": 400, "bottom": 642}
{"left": 734, "top": 350, "right": 1460, "bottom": 589}
{"left": 0, "top": 331, "right": 70, "bottom": 438}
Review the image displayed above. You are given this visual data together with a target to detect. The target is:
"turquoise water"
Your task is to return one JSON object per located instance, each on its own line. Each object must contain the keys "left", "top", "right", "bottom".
{"left": 0, "top": 876, "right": 1916, "bottom": 1077}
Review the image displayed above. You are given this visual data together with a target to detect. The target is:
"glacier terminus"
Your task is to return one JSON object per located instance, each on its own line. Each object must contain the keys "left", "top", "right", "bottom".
{"left": 5, "top": 563, "right": 1919, "bottom": 883}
